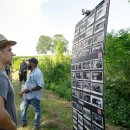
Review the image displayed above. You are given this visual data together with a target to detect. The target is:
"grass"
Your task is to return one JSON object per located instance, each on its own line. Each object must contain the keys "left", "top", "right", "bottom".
{"left": 12, "top": 71, "right": 125, "bottom": 130}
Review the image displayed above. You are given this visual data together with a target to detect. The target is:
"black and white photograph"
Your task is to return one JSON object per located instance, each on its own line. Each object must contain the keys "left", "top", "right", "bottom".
{"left": 82, "top": 60, "right": 91, "bottom": 70}
{"left": 85, "top": 36, "right": 93, "bottom": 47}
{"left": 71, "top": 72, "right": 76, "bottom": 79}
{"left": 83, "top": 71, "right": 91, "bottom": 80}
{"left": 76, "top": 72, "right": 82, "bottom": 79}
{"left": 74, "top": 27, "right": 80, "bottom": 36}
{"left": 76, "top": 62, "right": 82, "bottom": 70}
{"left": 79, "top": 40, "right": 85, "bottom": 50}
{"left": 78, "top": 124, "right": 83, "bottom": 130}
{"left": 77, "top": 91, "right": 83, "bottom": 100}
{"left": 77, "top": 103, "right": 83, "bottom": 114}
{"left": 72, "top": 101, "right": 77, "bottom": 110}
{"left": 92, "top": 112, "right": 104, "bottom": 128}
{"left": 82, "top": 81, "right": 91, "bottom": 92}
{"left": 84, "top": 119, "right": 91, "bottom": 130}
{"left": 72, "top": 80, "right": 76, "bottom": 88}
{"left": 83, "top": 93, "right": 91, "bottom": 104}
{"left": 87, "top": 13, "right": 95, "bottom": 27}
{"left": 78, "top": 114, "right": 83, "bottom": 126}
{"left": 92, "top": 124, "right": 102, "bottom": 130}
{"left": 92, "top": 44, "right": 103, "bottom": 53}
{"left": 91, "top": 58, "right": 103, "bottom": 69}
{"left": 79, "top": 30, "right": 86, "bottom": 42}
{"left": 74, "top": 34, "right": 79, "bottom": 43}
{"left": 72, "top": 89, "right": 77, "bottom": 97}
{"left": 96, "top": 5, "right": 107, "bottom": 21}
{"left": 91, "top": 71, "right": 103, "bottom": 82}
{"left": 94, "top": 18, "right": 105, "bottom": 34}
{"left": 73, "top": 119, "right": 77, "bottom": 130}
{"left": 73, "top": 109, "right": 78, "bottom": 120}
{"left": 83, "top": 108, "right": 91, "bottom": 121}
{"left": 76, "top": 80, "right": 82, "bottom": 90}
{"left": 91, "top": 95, "right": 103, "bottom": 109}
{"left": 86, "top": 25, "right": 94, "bottom": 38}
{"left": 93, "top": 31, "right": 104, "bottom": 45}
{"left": 80, "top": 20, "right": 87, "bottom": 32}
{"left": 85, "top": 48, "right": 91, "bottom": 56}
{"left": 91, "top": 82, "right": 103, "bottom": 95}
{"left": 71, "top": 64, "right": 76, "bottom": 71}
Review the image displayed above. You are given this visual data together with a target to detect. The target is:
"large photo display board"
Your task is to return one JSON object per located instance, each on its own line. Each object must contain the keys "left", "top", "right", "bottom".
{"left": 71, "top": 0, "right": 110, "bottom": 130}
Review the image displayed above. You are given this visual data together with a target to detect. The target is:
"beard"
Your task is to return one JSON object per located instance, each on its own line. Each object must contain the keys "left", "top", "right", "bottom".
{"left": 28, "top": 64, "right": 31, "bottom": 70}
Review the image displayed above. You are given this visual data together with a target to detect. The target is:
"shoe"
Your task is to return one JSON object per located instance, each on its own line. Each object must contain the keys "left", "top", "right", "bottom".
{"left": 22, "top": 123, "right": 27, "bottom": 128}
{"left": 32, "top": 127, "right": 40, "bottom": 130}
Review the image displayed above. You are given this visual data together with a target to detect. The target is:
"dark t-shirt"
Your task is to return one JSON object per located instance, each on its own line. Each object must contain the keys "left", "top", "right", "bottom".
{"left": 0, "top": 70, "right": 17, "bottom": 130}
{"left": 19, "top": 62, "right": 28, "bottom": 75}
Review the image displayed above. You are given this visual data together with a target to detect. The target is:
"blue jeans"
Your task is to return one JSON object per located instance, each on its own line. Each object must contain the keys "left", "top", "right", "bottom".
{"left": 21, "top": 98, "right": 41, "bottom": 128}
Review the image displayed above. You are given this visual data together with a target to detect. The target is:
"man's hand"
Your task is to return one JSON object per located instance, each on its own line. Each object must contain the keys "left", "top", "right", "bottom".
{"left": 19, "top": 88, "right": 31, "bottom": 97}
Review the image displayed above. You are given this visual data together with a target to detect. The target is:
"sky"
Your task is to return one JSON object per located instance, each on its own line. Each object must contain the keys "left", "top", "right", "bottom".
{"left": 0, "top": 0, "right": 130, "bottom": 56}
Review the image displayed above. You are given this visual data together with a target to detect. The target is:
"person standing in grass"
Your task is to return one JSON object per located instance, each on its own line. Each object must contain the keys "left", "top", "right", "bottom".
{"left": 19, "top": 57, "right": 44, "bottom": 130}
{"left": 0, "top": 34, "right": 17, "bottom": 130}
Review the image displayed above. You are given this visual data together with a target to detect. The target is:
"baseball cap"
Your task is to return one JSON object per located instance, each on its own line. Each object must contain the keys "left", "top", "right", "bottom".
{"left": 28, "top": 58, "right": 38, "bottom": 65}
{"left": 0, "top": 34, "right": 17, "bottom": 48}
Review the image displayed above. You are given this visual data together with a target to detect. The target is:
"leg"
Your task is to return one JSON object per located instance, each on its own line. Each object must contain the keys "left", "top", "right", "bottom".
{"left": 31, "top": 98, "right": 41, "bottom": 128}
{"left": 21, "top": 99, "right": 30, "bottom": 126}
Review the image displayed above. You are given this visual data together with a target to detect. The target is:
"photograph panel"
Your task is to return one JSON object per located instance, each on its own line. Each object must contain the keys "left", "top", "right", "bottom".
{"left": 91, "top": 95, "right": 103, "bottom": 109}
{"left": 79, "top": 30, "right": 86, "bottom": 42}
{"left": 71, "top": 72, "right": 76, "bottom": 79}
{"left": 92, "top": 124, "right": 102, "bottom": 130}
{"left": 92, "top": 44, "right": 103, "bottom": 54}
{"left": 76, "top": 62, "right": 82, "bottom": 71}
{"left": 93, "top": 31, "right": 104, "bottom": 45}
{"left": 91, "top": 58, "right": 103, "bottom": 69}
{"left": 71, "top": 64, "right": 76, "bottom": 71}
{"left": 72, "top": 101, "right": 77, "bottom": 110}
{"left": 78, "top": 124, "right": 83, "bottom": 130}
{"left": 76, "top": 80, "right": 82, "bottom": 90}
{"left": 73, "top": 118, "right": 77, "bottom": 130}
{"left": 77, "top": 103, "right": 83, "bottom": 114}
{"left": 84, "top": 119, "right": 92, "bottom": 130}
{"left": 77, "top": 91, "right": 83, "bottom": 100}
{"left": 78, "top": 113, "right": 83, "bottom": 126}
{"left": 76, "top": 72, "right": 82, "bottom": 79}
{"left": 94, "top": 18, "right": 105, "bottom": 34}
{"left": 92, "top": 112, "right": 104, "bottom": 128}
{"left": 83, "top": 71, "right": 91, "bottom": 80}
{"left": 82, "top": 81, "right": 91, "bottom": 92}
{"left": 73, "top": 109, "right": 78, "bottom": 120}
{"left": 82, "top": 60, "right": 91, "bottom": 70}
{"left": 72, "top": 89, "right": 77, "bottom": 97}
{"left": 83, "top": 93, "right": 91, "bottom": 104}
{"left": 87, "top": 13, "right": 95, "bottom": 27}
{"left": 91, "top": 82, "right": 103, "bottom": 95}
{"left": 83, "top": 107, "right": 91, "bottom": 121}
{"left": 91, "top": 71, "right": 103, "bottom": 82}
{"left": 86, "top": 25, "right": 94, "bottom": 38}
{"left": 85, "top": 36, "right": 93, "bottom": 48}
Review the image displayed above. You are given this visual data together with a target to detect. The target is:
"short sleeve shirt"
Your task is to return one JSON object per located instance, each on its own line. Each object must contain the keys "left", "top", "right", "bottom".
{"left": 0, "top": 70, "right": 17, "bottom": 129}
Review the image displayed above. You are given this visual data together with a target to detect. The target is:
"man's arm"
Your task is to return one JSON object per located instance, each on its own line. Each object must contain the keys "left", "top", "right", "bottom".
{"left": 0, "top": 97, "right": 17, "bottom": 130}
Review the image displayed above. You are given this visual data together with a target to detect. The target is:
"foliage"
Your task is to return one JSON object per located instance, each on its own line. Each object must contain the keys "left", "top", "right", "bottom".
{"left": 36, "top": 35, "right": 52, "bottom": 54}
{"left": 104, "top": 29, "right": 130, "bottom": 128}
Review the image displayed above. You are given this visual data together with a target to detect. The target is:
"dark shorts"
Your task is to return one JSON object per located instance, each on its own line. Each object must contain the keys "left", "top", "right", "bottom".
{"left": 19, "top": 74, "right": 27, "bottom": 82}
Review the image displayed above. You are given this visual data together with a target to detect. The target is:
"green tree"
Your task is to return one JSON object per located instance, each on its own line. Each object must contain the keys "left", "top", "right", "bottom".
{"left": 36, "top": 35, "right": 52, "bottom": 54}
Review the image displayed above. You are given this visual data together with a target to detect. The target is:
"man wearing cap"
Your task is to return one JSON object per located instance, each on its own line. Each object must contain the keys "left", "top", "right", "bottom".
{"left": 0, "top": 34, "right": 17, "bottom": 130}
{"left": 19, "top": 57, "right": 44, "bottom": 130}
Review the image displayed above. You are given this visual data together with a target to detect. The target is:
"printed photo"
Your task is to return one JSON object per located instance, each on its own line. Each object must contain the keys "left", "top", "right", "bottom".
{"left": 92, "top": 112, "right": 104, "bottom": 128}
{"left": 92, "top": 124, "right": 102, "bottom": 130}
{"left": 76, "top": 62, "right": 82, "bottom": 70}
{"left": 85, "top": 36, "right": 93, "bottom": 47}
{"left": 78, "top": 113, "right": 83, "bottom": 126}
{"left": 93, "top": 31, "right": 104, "bottom": 45}
{"left": 84, "top": 119, "right": 91, "bottom": 130}
{"left": 71, "top": 72, "right": 76, "bottom": 79}
{"left": 86, "top": 25, "right": 94, "bottom": 38}
{"left": 87, "top": 13, "right": 95, "bottom": 27}
{"left": 72, "top": 89, "right": 77, "bottom": 97}
{"left": 96, "top": 5, "right": 107, "bottom": 21}
{"left": 73, "top": 34, "right": 79, "bottom": 43}
{"left": 79, "top": 40, "right": 85, "bottom": 50}
{"left": 78, "top": 124, "right": 83, "bottom": 130}
{"left": 71, "top": 64, "right": 76, "bottom": 71}
{"left": 82, "top": 81, "right": 91, "bottom": 92}
{"left": 77, "top": 103, "right": 83, "bottom": 114}
{"left": 73, "top": 109, "right": 78, "bottom": 120}
{"left": 72, "top": 101, "right": 77, "bottom": 110}
{"left": 91, "top": 71, "right": 103, "bottom": 82}
{"left": 76, "top": 80, "right": 82, "bottom": 90}
{"left": 73, "top": 119, "right": 77, "bottom": 130}
{"left": 82, "top": 60, "right": 91, "bottom": 70}
{"left": 72, "top": 80, "right": 76, "bottom": 88}
{"left": 83, "top": 107, "right": 91, "bottom": 121}
{"left": 83, "top": 71, "right": 91, "bottom": 80}
{"left": 79, "top": 30, "right": 86, "bottom": 42}
{"left": 91, "top": 95, "right": 103, "bottom": 109}
{"left": 92, "top": 44, "right": 103, "bottom": 54}
{"left": 76, "top": 72, "right": 82, "bottom": 79}
{"left": 77, "top": 91, "right": 83, "bottom": 100}
{"left": 94, "top": 18, "right": 105, "bottom": 34}
{"left": 91, "top": 58, "right": 103, "bottom": 69}
{"left": 85, "top": 48, "right": 91, "bottom": 56}
{"left": 91, "top": 82, "right": 103, "bottom": 95}
{"left": 80, "top": 20, "right": 87, "bottom": 32}
{"left": 83, "top": 93, "right": 91, "bottom": 104}
{"left": 74, "top": 28, "right": 80, "bottom": 36}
